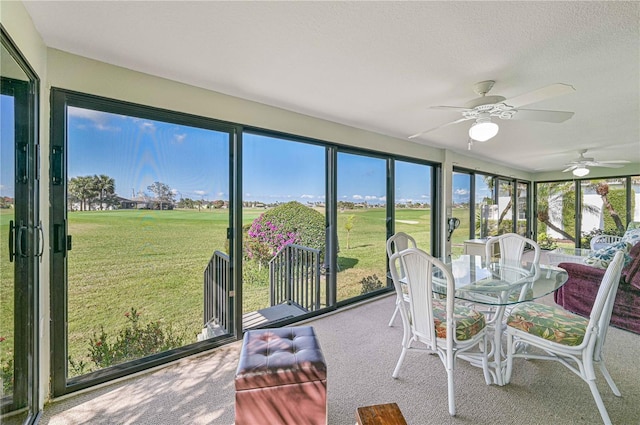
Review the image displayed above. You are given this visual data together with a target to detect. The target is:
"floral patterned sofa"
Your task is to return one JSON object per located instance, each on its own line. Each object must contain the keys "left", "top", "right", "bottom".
{"left": 554, "top": 241, "right": 640, "bottom": 335}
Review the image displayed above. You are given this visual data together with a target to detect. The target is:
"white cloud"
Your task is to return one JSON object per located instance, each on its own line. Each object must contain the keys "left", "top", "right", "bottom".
{"left": 455, "top": 188, "right": 469, "bottom": 196}
{"left": 421, "top": 194, "right": 429, "bottom": 198}
{"left": 353, "top": 195, "right": 363, "bottom": 200}
{"left": 139, "top": 122, "right": 156, "bottom": 132}
{"left": 217, "top": 192, "right": 225, "bottom": 197}
{"left": 379, "top": 196, "right": 386, "bottom": 202}
{"left": 364, "top": 195, "right": 378, "bottom": 200}
{"left": 174, "top": 133, "right": 187, "bottom": 143}
{"left": 68, "top": 106, "right": 121, "bottom": 131}
{"left": 301, "top": 194, "right": 314, "bottom": 199}
{"left": 194, "top": 190, "right": 207, "bottom": 196}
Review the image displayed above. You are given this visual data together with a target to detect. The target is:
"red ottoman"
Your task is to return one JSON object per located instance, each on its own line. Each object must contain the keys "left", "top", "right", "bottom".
{"left": 235, "top": 326, "right": 327, "bottom": 425}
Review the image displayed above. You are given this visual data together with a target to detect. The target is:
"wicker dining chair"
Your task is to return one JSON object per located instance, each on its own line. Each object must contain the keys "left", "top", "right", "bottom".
{"left": 389, "top": 248, "right": 490, "bottom": 416}
{"left": 386, "top": 232, "right": 417, "bottom": 327}
{"left": 505, "top": 251, "right": 625, "bottom": 425}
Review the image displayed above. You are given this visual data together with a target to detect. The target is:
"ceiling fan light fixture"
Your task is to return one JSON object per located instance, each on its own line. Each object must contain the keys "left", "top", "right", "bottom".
{"left": 573, "top": 166, "right": 590, "bottom": 177}
{"left": 468, "top": 119, "right": 499, "bottom": 142}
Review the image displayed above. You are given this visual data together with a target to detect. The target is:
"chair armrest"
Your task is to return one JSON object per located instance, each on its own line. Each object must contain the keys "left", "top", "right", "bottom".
{"left": 590, "top": 235, "right": 623, "bottom": 251}
{"left": 558, "top": 262, "right": 606, "bottom": 285}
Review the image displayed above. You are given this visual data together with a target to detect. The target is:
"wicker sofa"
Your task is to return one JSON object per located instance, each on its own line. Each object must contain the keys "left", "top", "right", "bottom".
{"left": 554, "top": 242, "right": 640, "bottom": 335}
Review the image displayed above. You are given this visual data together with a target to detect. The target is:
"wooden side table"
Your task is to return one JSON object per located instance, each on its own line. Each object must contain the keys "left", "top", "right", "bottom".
{"left": 356, "top": 403, "right": 407, "bottom": 425}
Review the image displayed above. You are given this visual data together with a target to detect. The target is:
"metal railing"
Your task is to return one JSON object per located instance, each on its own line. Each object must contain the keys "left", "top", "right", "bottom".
{"left": 269, "top": 244, "right": 322, "bottom": 312}
{"left": 203, "top": 250, "right": 231, "bottom": 332}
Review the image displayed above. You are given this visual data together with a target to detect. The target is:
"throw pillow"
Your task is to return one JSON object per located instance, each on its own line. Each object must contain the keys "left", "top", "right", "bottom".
{"left": 622, "top": 228, "right": 640, "bottom": 247}
{"left": 584, "top": 240, "right": 631, "bottom": 269}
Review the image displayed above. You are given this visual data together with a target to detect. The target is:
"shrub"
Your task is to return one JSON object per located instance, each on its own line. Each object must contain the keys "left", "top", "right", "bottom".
{"left": 79, "top": 307, "right": 185, "bottom": 371}
{"left": 245, "top": 217, "right": 299, "bottom": 266}
{"left": 0, "top": 337, "right": 12, "bottom": 394}
{"left": 537, "top": 232, "right": 558, "bottom": 250}
{"left": 360, "top": 274, "right": 384, "bottom": 294}
{"left": 246, "top": 201, "right": 326, "bottom": 260}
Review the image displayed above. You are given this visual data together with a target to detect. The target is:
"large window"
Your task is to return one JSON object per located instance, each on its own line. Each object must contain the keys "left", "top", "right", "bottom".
{"left": 49, "top": 91, "right": 439, "bottom": 395}
{"left": 394, "top": 160, "right": 433, "bottom": 252}
{"left": 516, "top": 181, "right": 529, "bottom": 236}
{"left": 581, "top": 178, "right": 628, "bottom": 240}
{"left": 451, "top": 172, "right": 472, "bottom": 256}
{"left": 475, "top": 174, "right": 494, "bottom": 238}
{"left": 241, "top": 134, "right": 326, "bottom": 328}
{"left": 536, "top": 181, "right": 577, "bottom": 248}
{"left": 536, "top": 176, "right": 639, "bottom": 249}
{"left": 453, "top": 169, "right": 532, "bottom": 253}
{"left": 336, "top": 152, "right": 387, "bottom": 301}
{"left": 50, "top": 91, "right": 236, "bottom": 395}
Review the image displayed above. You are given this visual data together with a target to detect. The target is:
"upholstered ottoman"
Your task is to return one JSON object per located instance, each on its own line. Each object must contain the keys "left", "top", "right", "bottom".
{"left": 235, "top": 326, "right": 327, "bottom": 425}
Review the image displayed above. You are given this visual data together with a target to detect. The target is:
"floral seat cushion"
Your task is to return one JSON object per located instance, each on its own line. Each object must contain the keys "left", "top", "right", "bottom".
{"left": 432, "top": 300, "right": 486, "bottom": 341}
{"left": 506, "top": 302, "right": 587, "bottom": 346}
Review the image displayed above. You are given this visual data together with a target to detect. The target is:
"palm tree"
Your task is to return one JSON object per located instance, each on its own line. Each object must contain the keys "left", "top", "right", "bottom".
{"left": 94, "top": 174, "right": 115, "bottom": 210}
{"left": 68, "top": 176, "right": 95, "bottom": 211}
{"left": 536, "top": 181, "right": 576, "bottom": 241}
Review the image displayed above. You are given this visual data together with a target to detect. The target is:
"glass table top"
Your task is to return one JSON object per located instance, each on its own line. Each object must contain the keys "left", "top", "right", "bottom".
{"left": 434, "top": 255, "right": 569, "bottom": 306}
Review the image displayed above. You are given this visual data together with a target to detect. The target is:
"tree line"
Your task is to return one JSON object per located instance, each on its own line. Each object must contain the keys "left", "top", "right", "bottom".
{"left": 68, "top": 176, "right": 178, "bottom": 211}
{"left": 67, "top": 175, "right": 229, "bottom": 211}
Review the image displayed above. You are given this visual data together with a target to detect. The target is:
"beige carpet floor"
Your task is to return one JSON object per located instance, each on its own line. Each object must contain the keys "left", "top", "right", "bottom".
{"left": 31, "top": 292, "right": 640, "bottom": 425}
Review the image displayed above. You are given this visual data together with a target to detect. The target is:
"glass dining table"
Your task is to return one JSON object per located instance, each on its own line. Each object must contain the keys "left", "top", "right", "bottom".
{"left": 435, "top": 255, "right": 569, "bottom": 386}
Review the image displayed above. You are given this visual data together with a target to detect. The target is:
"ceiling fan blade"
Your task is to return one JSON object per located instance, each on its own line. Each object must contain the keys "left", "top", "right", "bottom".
{"left": 408, "top": 117, "right": 470, "bottom": 139}
{"left": 503, "top": 83, "right": 576, "bottom": 109}
{"left": 597, "top": 160, "right": 631, "bottom": 164}
{"left": 562, "top": 165, "right": 577, "bottom": 172}
{"left": 510, "top": 108, "right": 575, "bottom": 123}
{"left": 429, "top": 105, "right": 470, "bottom": 112}
{"left": 590, "top": 163, "right": 625, "bottom": 168}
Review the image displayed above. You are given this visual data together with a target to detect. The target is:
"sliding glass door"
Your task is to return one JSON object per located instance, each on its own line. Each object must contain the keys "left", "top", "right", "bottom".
{"left": 0, "top": 29, "right": 40, "bottom": 422}
{"left": 336, "top": 152, "right": 387, "bottom": 301}
{"left": 50, "top": 90, "right": 236, "bottom": 395}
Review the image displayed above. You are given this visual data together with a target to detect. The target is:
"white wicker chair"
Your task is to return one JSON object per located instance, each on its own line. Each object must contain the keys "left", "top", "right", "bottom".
{"left": 389, "top": 248, "right": 490, "bottom": 416}
{"left": 484, "top": 233, "right": 541, "bottom": 265}
{"left": 505, "top": 251, "right": 625, "bottom": 425}
{"left": 386, "top": 232, "right": 417, "bottom": 327}
{"left": 590, "top": 234, "right": 623, "bottom": 251}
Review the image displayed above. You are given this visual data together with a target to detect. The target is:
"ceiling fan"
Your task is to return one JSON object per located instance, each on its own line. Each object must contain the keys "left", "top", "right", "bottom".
{"left": 409, "top": 80, "right": 576, "bottom": 141}
{"left": 562, "top": 149, "right": 630, "bottom": 177}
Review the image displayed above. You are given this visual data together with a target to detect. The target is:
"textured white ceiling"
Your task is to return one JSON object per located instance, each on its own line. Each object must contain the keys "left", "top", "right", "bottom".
{"left": 22, "top": 1, "right": 640, "bottom": 173}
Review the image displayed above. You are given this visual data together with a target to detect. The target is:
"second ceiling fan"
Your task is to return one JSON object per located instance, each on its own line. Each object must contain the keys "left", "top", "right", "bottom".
{"left": 409, "top": 80, "right": 576, "bottom": 141}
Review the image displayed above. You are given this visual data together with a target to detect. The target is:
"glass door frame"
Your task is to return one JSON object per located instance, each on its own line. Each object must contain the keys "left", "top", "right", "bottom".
{"left": 49, "top": 88, "right": 241, "bottom": 396}
{"left": 0, "top": 25, "right": 41, "bottom": 422}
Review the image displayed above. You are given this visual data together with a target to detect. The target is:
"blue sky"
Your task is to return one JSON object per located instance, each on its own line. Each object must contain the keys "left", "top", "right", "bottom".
{"left": 62, "top": 106, "right": 440, "bottom": 205}
{"left": 1, "top": 102, "right": 469, "bottom": 205}
{"left": 1, "top": 95, "right": 15, "bottom": 198}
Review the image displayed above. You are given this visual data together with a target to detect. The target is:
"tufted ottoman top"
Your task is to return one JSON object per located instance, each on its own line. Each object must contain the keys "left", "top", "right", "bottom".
{"left": 235, "top": 326, "right": 327, "bottom": 390}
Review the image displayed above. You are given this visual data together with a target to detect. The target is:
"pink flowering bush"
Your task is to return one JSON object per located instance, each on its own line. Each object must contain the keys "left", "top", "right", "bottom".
{"left": 245, "top": 216, "right": 299, "bottom": 266}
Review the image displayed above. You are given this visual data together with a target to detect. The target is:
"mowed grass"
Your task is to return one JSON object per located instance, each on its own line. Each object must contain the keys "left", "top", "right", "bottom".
{"left": 0, "top": 210, "right": 16, "bottom": 368}
{"left": 1, "top": 206, "right": 470, "bottom": 375}
{"left": 335, "top": 208, "right": 432, "bottom": 300}
{"left": 65, "top": 209, "right": 229, "bottom": 365}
